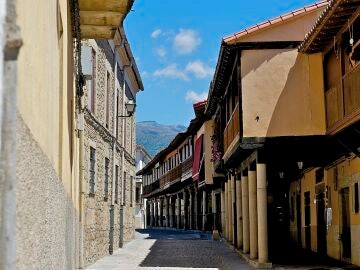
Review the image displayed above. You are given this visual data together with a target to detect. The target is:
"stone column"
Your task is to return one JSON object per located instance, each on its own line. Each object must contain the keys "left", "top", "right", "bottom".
{"left": 165, "top": 196, "right": 169, "bottom": 227}
{"left": 242, "top": 174, "right": 250, "bottom": 253}
{"left": 159, "top": 198, "right": 164, "bottom": 227}
{"left": 177, "top": 193, "right": 181, "bottom": 229}
{"left": 194, "top": 190, "right": 199, "bottom": 230}
{"left": 154, "top": 199, "right": 158, "bottom": 227}
{"left": 227, "top": 179, "right": 233, "bottom": 242}
{"left": 221, "top": 189, "right": 225, "bottom": 235}
{"left": 171, "top": 196, "right": 175, "bottom": 228}
{"left": 224, "top": 182, "right": 228, "bottom": 239}
{"left": 231, "top": 175, "right": 236, "bottom": 245}
{"left": 202, "top": 190, "right": 207, "bottom": 231}
{"left": 150, "top": 200, "right": 154, "bottom": 227}
{"left": 257, "top": 163, "right": 268, "bottom": 263}
{"left": 236, "top": 178, "right": 243, "bottom": 249}
{"left": 249, "top": 169, "right": 258, "bottom": 259}
{"left": 212, "top": 191, "right": 216, "bottom": 230}
{"left": 189, "top": 189, "right": 194, "bottom": 230}
{"left": 183, "top": 190, "right": 188, "bottom": 230}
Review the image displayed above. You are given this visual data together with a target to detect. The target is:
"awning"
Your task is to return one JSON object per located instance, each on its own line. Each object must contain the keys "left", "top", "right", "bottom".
{"left": 192, "top": 135, "right": 204, "bottom": 181}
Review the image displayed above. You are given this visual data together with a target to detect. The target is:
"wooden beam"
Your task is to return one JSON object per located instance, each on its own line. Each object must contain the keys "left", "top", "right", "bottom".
{"left": 80, "top": 25, "right": 116, "bottom": 39}
{"left": 79, "top": 0, "right": 130, "bottom": 12}
{"left": 80, "top": 11, "right": 124, "bottom": 27}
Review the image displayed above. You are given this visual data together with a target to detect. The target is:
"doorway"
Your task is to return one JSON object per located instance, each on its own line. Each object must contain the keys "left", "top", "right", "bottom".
{"left": 316, "top": 192, "right": 327, "bottom": 255}
{"left": 109, "top": 205, "right": 114, "bottom": 254}
{"left": 296, "top": 194, "right": 301, "bottom": 244}
{"left": 340, "top": 188, "right": 351, "bottom": 260}
{"left": 304, "top": 191, "right": 311, "bottom": 250}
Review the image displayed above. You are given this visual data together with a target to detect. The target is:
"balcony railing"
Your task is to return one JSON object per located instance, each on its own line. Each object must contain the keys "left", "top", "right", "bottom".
{"left": 223, "top": 103, "right": 240, "bottom": 153}
{"left": 325, "top": 64, "right": 360, "bottom": 132}
{"left": 181, "top": 156, "right": 193, "bottom": 180}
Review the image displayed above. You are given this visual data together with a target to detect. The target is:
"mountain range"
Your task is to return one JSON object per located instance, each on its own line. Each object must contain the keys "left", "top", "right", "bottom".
{"left": 136, "top": 121, "right": 186, "bottom": 157}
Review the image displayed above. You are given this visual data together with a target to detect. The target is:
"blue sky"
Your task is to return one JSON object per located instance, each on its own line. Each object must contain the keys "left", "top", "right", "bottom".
{"left": 124, "top": 0, "right": 318, "bottom": 126}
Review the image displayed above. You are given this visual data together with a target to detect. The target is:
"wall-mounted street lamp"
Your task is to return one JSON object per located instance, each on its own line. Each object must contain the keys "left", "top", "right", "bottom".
{"left": 279, "top": 171, "right": 284, "bottom": 179}
{"left": 118, "top": 100, "right": 136, "bottom": 118}
{"left": 297, "top": 161, "right": 304, "bottom": 170}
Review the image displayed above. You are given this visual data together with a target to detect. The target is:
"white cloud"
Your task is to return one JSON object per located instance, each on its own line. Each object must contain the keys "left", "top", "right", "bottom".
{"left": 185, "top": 91, "right": 208, "bottom": 103}
{"left": 173, "top": 29, "right": 201, "bottom": 54}
{"left": 153, "top": 64, "right": 189, "bottom": 81}
{"left": 185, "top": 60, "right": 214, "bottom": 78}
{"left": 151, "top": 29, "right": 162, "bottom": 39}
{"left": 155, "top": 47, "right": 167, "bottom": 58}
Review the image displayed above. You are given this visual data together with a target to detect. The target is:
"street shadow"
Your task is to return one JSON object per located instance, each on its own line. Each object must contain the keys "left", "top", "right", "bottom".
{"left": 136, "top": 229, "right": 249, "bottom": 269}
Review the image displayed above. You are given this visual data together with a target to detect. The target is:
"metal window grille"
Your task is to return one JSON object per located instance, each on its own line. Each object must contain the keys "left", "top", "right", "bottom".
{"left": 115, "top": 165, "right": 119, "bottom": 203}
{"left": 89, "top": 147, "right": 96, "bottom": 194}
{"left": 104, "top": 158, "right": 109, "bottom": 197}
{"left": 130, "top": 176, "right": 133, "bottom": 206}
{"left": 90, "top": 48, "right": 96, "bottom": 113}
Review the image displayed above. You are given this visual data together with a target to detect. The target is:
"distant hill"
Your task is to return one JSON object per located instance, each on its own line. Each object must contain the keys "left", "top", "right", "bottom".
{"left": 136, "top": 121, "right": 186, "bottom": 157}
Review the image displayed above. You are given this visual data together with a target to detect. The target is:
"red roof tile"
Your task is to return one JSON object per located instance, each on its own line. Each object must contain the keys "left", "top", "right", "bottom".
{"left": 223, "top": 0, "right": 329, "bottom": 44}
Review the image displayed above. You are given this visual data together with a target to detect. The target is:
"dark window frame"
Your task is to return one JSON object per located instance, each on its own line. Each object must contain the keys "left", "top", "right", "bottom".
{"left": 89, "top": 147, "right": 96, "bottom": 195}
{"left": 104, "top": 157, "right": 110, "bottom": 199}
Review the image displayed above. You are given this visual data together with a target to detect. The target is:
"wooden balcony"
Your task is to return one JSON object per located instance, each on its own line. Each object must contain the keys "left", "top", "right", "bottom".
{"left": 181, "top": 156, "right": 193, "bottom": 181}
{"left": 79, "top": 0, "right": 134, "bottom": 39}
{"left": 325, "top": 64, "right": 360, "bottom": 134}
{"left": 223, "top": 104, "right": 240, "bottom": 153}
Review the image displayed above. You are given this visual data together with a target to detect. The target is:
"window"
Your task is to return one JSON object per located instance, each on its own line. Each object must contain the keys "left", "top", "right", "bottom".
{"left": 355, "top": 183, "right": 359, "bottom": 214}
{"left": 136, "top": 187, "right": 140, "bottom": 203}
{"left": 104, "top": 158, "right": 109, "bottom": 199}
{"left": 105, "top": 71, "right": 110, "bottom": 128}
{"left": 130, "top": 176, "right": 133, "bottom": 207}
{"left": 315, "top": 168, "right": 324, "bottom": 184}
{"left": 115, "top": 165, "right": 119, "bottom": 203}
{"left": 89, "top": 147, "right": 96, "bottom": 194}
{"left": 89, "top": 48, "right": 96, "bottom": 113}
{"left": 116, "top": 92, "right": 119, "bottom": 138}
{"left": 123, "top": 172, "right": 127, "bottom": 205}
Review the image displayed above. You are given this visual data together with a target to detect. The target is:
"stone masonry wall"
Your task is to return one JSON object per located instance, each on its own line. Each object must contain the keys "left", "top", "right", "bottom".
{"left": 82, "top": 40, "right": 136, "bottom": 266}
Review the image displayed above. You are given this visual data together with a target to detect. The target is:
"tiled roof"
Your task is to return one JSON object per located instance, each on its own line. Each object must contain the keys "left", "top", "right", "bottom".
{"left": 223, "top": 0, "right": 330, "bottom": 44}
{"left": 299, "top": 0, "right": 360, "bottom": 53}
{"left": 193, "top": 100, "right": 207, "bottom": 108}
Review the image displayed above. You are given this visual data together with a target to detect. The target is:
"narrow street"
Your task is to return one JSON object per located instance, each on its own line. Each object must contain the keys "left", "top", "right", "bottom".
{"left": 86, "top": 229, "right": 253, "bottom": 270}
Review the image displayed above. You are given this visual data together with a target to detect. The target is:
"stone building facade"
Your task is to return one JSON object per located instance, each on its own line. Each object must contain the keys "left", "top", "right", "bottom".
{"left": 81, "top": 35, "right": 143, "bottom": 266}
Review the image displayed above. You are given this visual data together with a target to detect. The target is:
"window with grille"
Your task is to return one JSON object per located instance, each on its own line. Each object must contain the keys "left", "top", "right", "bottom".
{"left": 105, "top": 71, "right": 110, "bottom": 128}
{"left": 104, "top": 158, "right": 109, "bottom": 199}
{"left": 115, "top": 165, "right": 119, "bottom": 203}
{"left": 90, "top": 48, "right": 96, "bottom": 113}
{"left": 89, "top": 147, "right": 95, "bottom": 194}
{"left": 130, "top": 176, "right": 133, "bottom": 207}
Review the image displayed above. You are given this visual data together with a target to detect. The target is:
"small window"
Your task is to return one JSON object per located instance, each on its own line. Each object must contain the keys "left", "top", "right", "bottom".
{"left": 116, "top": 92, "right": 119, "bottom": 138}
{"left": 89, "top": 147, "right": 96, "bottom": 194}
{"left": 355, "top": 183, "right": 359, "bottom": 214}
{"left": 90, "top": 48, "right": 96, "bottom": 113}
{"left": 123, "top": 172, "right": 127, "bottom": 205}
{"left": 315, "top": 168, "right": 324, "bottom": 184}
{"left": 130, "top": 176, "right": 133, "bottom": 207}
{"left": 136, "top": 187, "right": 140, "bottom": 203}
{"left": 105, "top": 71, "right": 110, "bottom": 128}
{"left": 104, "top": 158, "right": 109, "bottom": 199}
{"left": 115, "top": 165, "right": 119, "bottom": 203}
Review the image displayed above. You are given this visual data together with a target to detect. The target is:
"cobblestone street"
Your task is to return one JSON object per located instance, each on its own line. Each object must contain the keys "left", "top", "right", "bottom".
{"left": 86, "top": 229, "right": 253, "bottom": 270}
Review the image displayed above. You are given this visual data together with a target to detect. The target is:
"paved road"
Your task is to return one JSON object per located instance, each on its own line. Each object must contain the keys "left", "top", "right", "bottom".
{"left": 86, "top": 229, "right": 253, "bottom": 270}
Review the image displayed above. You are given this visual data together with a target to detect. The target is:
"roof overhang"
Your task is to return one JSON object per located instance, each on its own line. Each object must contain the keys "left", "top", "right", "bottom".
{"left": 79, "top": 0, "right": 134, "bottom": 39}
{"left": 113, "top": 28, "right": 144, "bottom": 91}
{"left": 299, "top": 0, "right": 360, "bottom": 53}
